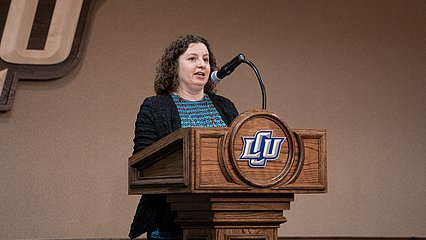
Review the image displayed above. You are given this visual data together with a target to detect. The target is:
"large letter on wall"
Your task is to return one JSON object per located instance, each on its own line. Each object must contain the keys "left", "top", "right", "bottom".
{"left": 0, "top": 0, "right": 96, "bottom": 112}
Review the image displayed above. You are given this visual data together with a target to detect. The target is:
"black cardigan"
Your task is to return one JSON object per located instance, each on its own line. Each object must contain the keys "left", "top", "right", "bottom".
{"left": 129, "top": 93, "right": 238, "bottom": 239}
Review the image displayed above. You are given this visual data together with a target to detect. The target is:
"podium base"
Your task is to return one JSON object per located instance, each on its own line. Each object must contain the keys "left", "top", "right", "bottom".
{"left": 167, "top": 193, "right": 294, "bottom": 240}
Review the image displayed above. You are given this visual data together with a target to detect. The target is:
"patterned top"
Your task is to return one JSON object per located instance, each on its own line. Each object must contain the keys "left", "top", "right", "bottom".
{"left": 171, "top": 93, "right": 227, "bottom": 128}
{"left": 148, "top": 229, "right": 182, "bottom": 240}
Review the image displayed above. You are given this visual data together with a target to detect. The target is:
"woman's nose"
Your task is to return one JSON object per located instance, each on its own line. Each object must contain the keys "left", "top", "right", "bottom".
{"left": 197, "top": 59, "right": 207, "bottom": 68}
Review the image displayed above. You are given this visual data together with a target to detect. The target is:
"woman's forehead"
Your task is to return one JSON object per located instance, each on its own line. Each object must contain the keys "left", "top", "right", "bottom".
{"left": 185, "top": 42, "right": 208, "bottom": 54}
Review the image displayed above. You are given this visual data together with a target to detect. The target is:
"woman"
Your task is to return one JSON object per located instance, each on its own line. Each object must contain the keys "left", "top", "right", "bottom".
{"left": 129, "top": 35, "right": 239, "bottom": 239}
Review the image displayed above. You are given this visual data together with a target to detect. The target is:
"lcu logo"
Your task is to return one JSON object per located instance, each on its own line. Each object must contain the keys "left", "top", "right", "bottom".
{"left": 0, "top": 0, "right": 94, "bottom": 112}
{"left": 238, "top": 130, "right": 286, "bottom": 168}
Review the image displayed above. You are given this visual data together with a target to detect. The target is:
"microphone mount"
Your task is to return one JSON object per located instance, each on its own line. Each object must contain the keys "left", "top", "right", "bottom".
{"left": 213, "top": 53, "right": 267, "bottom": 109}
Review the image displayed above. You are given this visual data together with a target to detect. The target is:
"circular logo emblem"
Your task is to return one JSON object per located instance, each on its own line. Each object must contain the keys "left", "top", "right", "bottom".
{"left": 225, "top": 110, "right": 296, "bottom": 188}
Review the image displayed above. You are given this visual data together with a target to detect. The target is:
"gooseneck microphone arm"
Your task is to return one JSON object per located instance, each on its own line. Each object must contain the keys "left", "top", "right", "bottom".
{"left": 211, "top": 53, "right": 267, "bottom": 109}
{"left": 240, "top": 57, "right": 267, "bottom": 110}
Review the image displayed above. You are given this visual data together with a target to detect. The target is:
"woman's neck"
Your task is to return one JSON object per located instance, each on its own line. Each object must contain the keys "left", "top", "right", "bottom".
{"left": 175, "top": 88, "right": 204, "bottom": 101}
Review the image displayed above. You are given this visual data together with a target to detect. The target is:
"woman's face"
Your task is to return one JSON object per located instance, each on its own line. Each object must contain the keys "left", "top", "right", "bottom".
{"left": 177, "top": 42, "right": 210, "bottom": 95}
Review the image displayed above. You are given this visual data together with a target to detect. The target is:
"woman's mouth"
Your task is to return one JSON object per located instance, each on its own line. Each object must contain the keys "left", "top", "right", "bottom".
{"left": 195, "top": 71, "right": 205, "bottom": 76}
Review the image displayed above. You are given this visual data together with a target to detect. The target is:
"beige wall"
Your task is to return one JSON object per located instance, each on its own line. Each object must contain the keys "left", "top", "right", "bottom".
{"left": 1, "top": 0, "right": 425, "bottom": 239}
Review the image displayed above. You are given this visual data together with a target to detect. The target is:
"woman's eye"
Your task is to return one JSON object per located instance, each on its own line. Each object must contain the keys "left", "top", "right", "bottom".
{"left": 204, "top": 58, "right": 209, "bottom": 63}
{"left": 188, "top": 57, "right": 196, "bottom": 61}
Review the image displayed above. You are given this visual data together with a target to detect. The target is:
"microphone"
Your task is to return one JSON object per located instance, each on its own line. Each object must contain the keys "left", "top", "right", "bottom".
{"left": 210, "top": 53, "right": 246, "bottom": 84}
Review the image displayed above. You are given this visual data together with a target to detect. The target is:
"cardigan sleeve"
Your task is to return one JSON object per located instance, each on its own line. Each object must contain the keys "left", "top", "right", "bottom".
{"left": 129, "top": 95, "right": 181, "bottom": 239}
{"left": 133, "top": 97, "right": 159, "bottom": 154}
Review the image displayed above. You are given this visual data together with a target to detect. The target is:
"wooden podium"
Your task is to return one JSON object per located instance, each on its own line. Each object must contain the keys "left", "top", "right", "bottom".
{"left": 129, "top": 109, "right": 327, "bottom": 240}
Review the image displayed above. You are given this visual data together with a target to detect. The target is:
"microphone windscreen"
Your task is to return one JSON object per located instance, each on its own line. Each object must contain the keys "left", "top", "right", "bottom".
{"left": 210, "top": 71, "right": 221, "bottom": 84}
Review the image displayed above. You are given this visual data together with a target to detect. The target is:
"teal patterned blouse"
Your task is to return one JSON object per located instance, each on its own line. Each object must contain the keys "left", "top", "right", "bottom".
{"left": 171, "top": 93, "right": 227, "bottom": 128}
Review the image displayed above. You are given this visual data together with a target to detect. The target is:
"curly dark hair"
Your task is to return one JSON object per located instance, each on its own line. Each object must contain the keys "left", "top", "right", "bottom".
{"left": 154, "top": 35, "right": 218, "bottom": 95}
